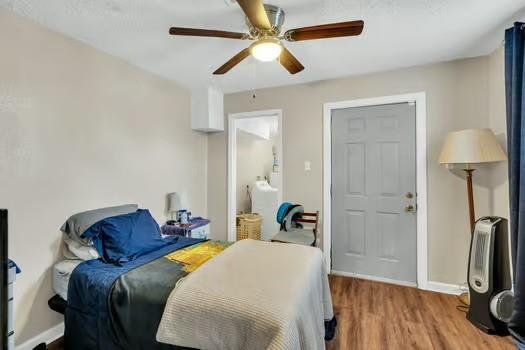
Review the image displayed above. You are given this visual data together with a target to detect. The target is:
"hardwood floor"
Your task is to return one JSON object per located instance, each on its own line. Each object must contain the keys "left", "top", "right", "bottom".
{"left": 47, "top": 337, "right": 63, "bottom": 350}
{"left": 326, "top": 275, "right": 515, "bottom": 350}
{"left": 47, "top": 275, "right": 515, "bottom": 350}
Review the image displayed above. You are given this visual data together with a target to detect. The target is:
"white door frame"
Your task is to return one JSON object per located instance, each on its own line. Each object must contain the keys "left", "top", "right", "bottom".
{"left": 227, "top": 109, "right": 283, "bottom": 242}
{"left": 323, "top": 92, "right": 428, "bottom": 289}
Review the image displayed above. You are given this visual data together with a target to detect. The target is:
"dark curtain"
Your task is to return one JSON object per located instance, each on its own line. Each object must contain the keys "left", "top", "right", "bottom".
{"left": 506, "top": 22, "right": 525, "bottom": 346}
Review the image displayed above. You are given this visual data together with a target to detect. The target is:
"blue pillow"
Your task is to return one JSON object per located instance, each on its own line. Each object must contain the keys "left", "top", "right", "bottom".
{"left": 81, "top": 209, "right": 168, "bottom": 265}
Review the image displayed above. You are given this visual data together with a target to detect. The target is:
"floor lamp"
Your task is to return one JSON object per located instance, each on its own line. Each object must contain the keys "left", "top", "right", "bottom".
{"left": 438, "top": 128, "right": 507, "bottom": 306}
{"left": 439, "top": 128, "right": 507, "bottom": 234}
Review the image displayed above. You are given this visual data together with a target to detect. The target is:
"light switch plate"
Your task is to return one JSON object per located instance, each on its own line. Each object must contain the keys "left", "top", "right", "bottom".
{"left": 304, "top": 161, "right": 311, "bottom": 171}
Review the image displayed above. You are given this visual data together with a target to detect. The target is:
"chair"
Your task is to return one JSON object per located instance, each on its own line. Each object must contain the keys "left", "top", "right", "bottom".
{"left": 270, "top": 211, "right": 319, "bottom": 247}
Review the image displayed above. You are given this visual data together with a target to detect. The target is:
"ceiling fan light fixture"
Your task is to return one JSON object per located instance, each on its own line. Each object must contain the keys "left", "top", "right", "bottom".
{"left": 250, "top": 38, "right": 283, "bottom": 62}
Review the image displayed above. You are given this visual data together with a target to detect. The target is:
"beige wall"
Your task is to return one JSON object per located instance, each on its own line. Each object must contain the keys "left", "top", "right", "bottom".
{"left": 208, "top": 54, "right": 509, "bottom": 286}
{"left": 236, "top": 132, "right": 274, "bottom": 213}
{"left": 0, "top": 9, "right": 207, "bottom": 345}
{"left": 488, "top": 46, "right": 510, "bottom": 219}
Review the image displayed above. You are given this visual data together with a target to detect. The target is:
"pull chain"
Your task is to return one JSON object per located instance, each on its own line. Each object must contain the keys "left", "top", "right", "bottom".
{"left": 251, "top": 57, "right": 257, "bottom": 101}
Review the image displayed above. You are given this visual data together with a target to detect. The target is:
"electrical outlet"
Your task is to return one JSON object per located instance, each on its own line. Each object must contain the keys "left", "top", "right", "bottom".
{"left": 304, "top": 161, "right": 311, "bottom": 171}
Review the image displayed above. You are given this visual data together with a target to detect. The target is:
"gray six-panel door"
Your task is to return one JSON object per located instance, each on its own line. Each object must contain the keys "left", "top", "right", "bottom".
{"left": 331, "top": 103, "right": 417, "bottom": 284}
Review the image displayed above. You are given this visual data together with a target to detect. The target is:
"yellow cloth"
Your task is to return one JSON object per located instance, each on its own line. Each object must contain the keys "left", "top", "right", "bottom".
{"left": 165, "top": 241, "right": 232, "bottom": 273}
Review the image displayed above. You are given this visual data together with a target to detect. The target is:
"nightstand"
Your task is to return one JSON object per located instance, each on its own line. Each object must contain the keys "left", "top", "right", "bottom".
{"left": 161, "top": 217, "right": 210, "bottom": 239}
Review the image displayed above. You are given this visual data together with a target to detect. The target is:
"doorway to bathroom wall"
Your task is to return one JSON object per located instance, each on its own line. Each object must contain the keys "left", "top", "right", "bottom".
{"left": 227, "top": 109, "right": 283, "bottom": 242}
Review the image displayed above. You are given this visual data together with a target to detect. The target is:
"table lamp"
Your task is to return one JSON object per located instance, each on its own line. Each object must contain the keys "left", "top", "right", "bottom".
{"left": 167, "top": 192, "right": 182, "bottom": 221}
{"left": 167, "top": 192, "right": 190, "bottom": 222}
{"left": 439, "top": 128, "right": 507, "bottom": 234}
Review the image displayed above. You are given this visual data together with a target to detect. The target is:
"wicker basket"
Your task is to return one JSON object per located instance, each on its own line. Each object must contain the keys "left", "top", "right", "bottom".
{"left": 236, "top": 213, "right": 262, "bottom": 241}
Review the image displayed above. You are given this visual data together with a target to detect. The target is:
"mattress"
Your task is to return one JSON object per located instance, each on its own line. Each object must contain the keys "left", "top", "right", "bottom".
{"left": 53, "top": 260, "right": 82, "bottom": 300}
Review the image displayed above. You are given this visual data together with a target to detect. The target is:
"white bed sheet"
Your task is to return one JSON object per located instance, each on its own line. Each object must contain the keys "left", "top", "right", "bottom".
{"left": 53, "top": 260, "right": 82, "bottom": 300}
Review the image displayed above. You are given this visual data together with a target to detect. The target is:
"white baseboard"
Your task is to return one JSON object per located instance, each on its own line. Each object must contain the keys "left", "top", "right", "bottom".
{"left": 426, "top": 281, "right": 463, "bottom": 295}
{"left": 16, "top": 322, "right": 64, "bottom": 350}
{"left": 331, "top": 270, "right": 418, "bottom": 288}
{"left": 331, "top": 271, "right": 463, "bottom": 296}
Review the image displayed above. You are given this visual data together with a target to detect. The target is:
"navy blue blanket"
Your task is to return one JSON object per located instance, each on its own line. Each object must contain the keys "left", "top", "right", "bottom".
{"left": 64, "top": 236, "right": 204, "bottom": 350}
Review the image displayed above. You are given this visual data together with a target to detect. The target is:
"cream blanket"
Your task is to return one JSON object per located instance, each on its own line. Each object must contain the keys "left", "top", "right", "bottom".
{"left": 156, "top": 239, "right": 334, "bottom": 350}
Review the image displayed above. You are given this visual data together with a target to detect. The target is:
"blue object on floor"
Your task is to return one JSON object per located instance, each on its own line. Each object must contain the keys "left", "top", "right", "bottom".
{"left": 324, "top": 316, "right": 337, "bottom": 341}
{"left": 8, "top": 260, "right": 21, "bottom": 274}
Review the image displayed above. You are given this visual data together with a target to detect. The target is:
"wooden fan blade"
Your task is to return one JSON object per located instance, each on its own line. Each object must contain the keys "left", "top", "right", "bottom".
{"left": 213, "top": 48, "right": 251, "bottom": 75}
{"left": 169, "top": 27, "right": 247, "bottom": 40}
{"left": 279, "top": 47, "right": 304, "bottom": 75}
{"left": 236, "top": 0, "right": 271, "bottom": 30}
{"left": 284, "top": 20, "right": 364, "bottom": 41}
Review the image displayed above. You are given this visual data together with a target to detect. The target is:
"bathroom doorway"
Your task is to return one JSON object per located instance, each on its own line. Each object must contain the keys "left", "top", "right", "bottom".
{"left": 227, "top": 109, "right": 283, "bottom": 241}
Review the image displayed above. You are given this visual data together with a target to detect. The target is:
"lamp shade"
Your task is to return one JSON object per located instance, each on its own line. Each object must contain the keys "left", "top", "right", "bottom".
{"left": 166, "top": 192, "right": 190, "bottom": 213}
{"left": 167, "top": 192, "right": 182, "bottom": 213}
{"left": 439, "top": 128, "right": 507, "bottom": 164}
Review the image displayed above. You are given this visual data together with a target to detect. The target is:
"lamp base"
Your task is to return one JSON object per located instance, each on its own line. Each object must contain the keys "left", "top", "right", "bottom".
{"left": 463, "top": 168, "right": 476, "bottom": 234}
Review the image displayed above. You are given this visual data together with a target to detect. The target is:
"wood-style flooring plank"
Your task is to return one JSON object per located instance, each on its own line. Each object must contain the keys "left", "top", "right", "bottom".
{"left": 326, "top": 275, "right": 515, "bottom": 350}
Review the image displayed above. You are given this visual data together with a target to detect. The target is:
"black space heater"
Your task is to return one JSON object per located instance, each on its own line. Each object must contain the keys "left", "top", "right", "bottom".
{"left": 467, "top": 216, "right": 514, "bottom": 334}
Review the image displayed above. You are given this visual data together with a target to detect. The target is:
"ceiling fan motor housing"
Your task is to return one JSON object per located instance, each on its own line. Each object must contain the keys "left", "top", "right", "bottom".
{"left": 246, "top": 4, "right": 285, "bottom": 37}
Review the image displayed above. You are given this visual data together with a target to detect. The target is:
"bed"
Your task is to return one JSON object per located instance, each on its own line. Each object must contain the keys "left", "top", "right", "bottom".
{"left": 51, "top": 205, "right": 335, "bottom": 350}
{"left": 65, "top": 235, "right": 209, "bottom": 350}
{"left": 53, "top": 260, "right": 81, "bottom": 301}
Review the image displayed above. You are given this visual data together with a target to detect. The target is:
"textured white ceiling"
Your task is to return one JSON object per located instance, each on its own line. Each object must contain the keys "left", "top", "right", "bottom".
{"left": 2, "top": 0, "right": 525, "bottom": 93}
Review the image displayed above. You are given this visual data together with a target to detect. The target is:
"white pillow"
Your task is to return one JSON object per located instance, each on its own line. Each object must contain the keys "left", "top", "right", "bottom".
{"left": 63, "top": 233, "right": 100, "bottom": 261}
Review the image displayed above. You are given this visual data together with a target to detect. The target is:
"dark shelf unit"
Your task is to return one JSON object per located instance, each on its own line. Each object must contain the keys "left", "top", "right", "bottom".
{"left": 1, "top": 209, "right": 8, "bottom": 350}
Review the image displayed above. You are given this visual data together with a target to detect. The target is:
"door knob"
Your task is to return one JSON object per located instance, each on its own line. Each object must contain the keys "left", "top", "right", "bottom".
{"left": 406, "top": 192, "right": 414, "bottom": 199}
{"left": 405, "top": 205, "right": 416, "bottom": 213}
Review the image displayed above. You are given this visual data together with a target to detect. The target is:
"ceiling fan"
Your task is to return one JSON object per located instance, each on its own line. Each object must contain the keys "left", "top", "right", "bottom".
{"left": 169, "top": 0, "right": 364, "bottom": 75}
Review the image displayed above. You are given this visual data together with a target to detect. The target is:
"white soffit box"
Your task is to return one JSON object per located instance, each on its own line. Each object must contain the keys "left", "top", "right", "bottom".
{"left": 191, "top": 87, "right": 224, "bottom": 132}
